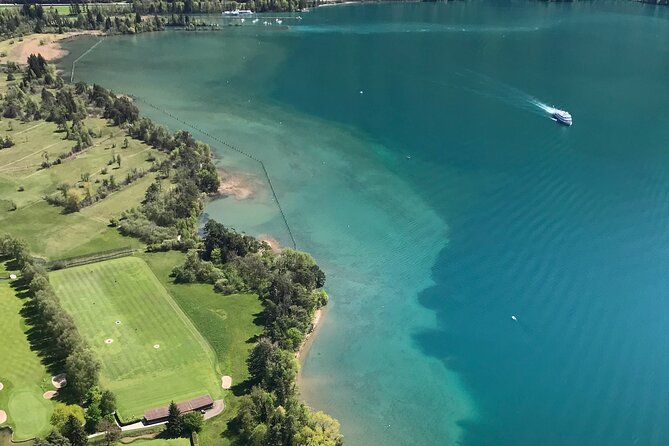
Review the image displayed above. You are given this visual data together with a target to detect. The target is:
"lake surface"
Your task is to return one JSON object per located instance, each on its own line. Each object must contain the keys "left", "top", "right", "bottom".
{"left": 60, "top": 2, "right": 669, "bottom": 444}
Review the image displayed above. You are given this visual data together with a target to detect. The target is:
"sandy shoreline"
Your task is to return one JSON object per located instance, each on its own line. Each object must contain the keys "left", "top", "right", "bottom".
{"left": 258, "top": 234, "right": 282, "bottom": 252}
{"left": 2, "top": 31, "right": 103, "bottom": 65}
{"left": 215, "top": 168, "right": 261, "bottom": 201}
{"left": 296, "top": 307, "right": 324, "bottom": 361}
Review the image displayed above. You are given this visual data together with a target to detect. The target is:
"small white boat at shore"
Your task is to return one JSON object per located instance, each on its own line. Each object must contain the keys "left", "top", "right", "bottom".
{"left": 223, "top": 9, "right": 254, "bottom": 17}
{"left": 550, "top": 108, "right": 572, "bottom": 126}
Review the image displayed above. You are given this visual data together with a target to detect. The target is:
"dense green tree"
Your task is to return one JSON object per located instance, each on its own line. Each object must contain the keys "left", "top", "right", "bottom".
{"left": 34, "top": 431, "right": 72, "bottom": 446}
{"left": 182, "top": 411, "right": 204, "bottom": 434}
{"left": 84, "top": 387, "right": 103, "bottom": 432}
{"left": 202, "top": 219, "right": 261, "bottom": 263}
{"left": 165, "top": 401, "right": 184, "bottom": 437}
{"left": 65, "top": 345, "right": 100, "bottom": 402}
{"left": 61, "top": 415, "right": 88, "bottom": 446}
{"left": 104, "top": 97, "right": 138, "bottom": 125}
{"left": 99, "top": 390, "right": 117, "bottom": 417}
{"left": 294, "top": 412, "right": 343, "bottom": 446}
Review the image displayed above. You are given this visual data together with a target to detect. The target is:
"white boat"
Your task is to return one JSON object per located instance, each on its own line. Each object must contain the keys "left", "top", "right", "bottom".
{"left": 551, "top": 108, "right": 572, "bottom": 126}
{"left": 252, "top": 18, "right": 259, "bottom": 23}
{"left": 223, "top": 9, "right": 254, "bottom": 17}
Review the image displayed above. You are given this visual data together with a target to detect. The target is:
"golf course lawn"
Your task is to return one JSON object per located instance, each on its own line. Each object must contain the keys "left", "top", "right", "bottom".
{"left": 50, "top": 257, "right": 223, "bottom": 423}
{"left": 142, "top": 251, "right": 264, "bottom": 446}
{"left": 129, "top": 438, "right": 190, "bottom": 446}
{"left": 0, "top": 113, "right": 161, "bottom": 260}
{"left": 0, "top": 260, "right": 53, "bottom": 440}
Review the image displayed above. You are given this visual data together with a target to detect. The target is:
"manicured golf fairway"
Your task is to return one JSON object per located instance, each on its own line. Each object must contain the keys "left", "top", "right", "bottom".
{"left": 0, "top": 260, "right": 53, "bottom": 440}
{"left": 131, "top": 438, "right": 191, "bottom": 446}
{"left": 50, "top": 257, "right": 222, "bottom": 422}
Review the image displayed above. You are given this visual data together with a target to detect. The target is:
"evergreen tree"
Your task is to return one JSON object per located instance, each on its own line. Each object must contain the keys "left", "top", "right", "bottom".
{"left": 61, "top": 415, "right": 87, "bottom": 446}
{"left": 165, "top": 401, "right": 183, "bottom": 437}
{"left": 99, "top": 390, "right": 117, "bottom": 417}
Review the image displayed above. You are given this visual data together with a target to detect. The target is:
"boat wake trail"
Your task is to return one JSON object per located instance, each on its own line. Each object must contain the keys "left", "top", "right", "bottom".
{"left": 425, "top": 69, "right": 561, "bottom": 121}
{"left": 456, "top": 69, "right": 558, "bottom": 118}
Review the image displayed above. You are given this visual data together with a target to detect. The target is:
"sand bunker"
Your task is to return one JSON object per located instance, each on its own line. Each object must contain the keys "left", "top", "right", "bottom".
{"left": 52, "top": 373, "right": 67, "bottom": 389}
{"left": 0, "top": 382, "right": 4, "bottom": 391}
{"left": 221, "top": 376, "right": 232, "bottom": 389}
{"left": 105, "top": 339, "right": 114, "bottom": 344}
{"left": 115, "top": 320, "right": 122, "bottom": 325}
{"left": 43, "top": 391, "right": 58, "bottom": 400}
{"left": 9, "top": 274, "right": 16, "bottom": 280}
{"left": 153, "top": 344, "right": 160, "bottom": 349}
{"left": 0, "top": 410, "right": 6, "bottom": 424}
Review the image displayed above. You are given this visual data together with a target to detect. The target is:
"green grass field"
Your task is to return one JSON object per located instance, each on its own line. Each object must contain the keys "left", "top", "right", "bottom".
{"left": 0, "top": 112, "right": 161, "bottom": 259}
{"left": 142, "top": 251, "right": 263, "bottom": 445}
{"left": 0, "top": 260, "right": 54, "bottom": 440}
{"left": 128, "top": 439, "right": 191, "bottom": 446}
{"left": 50, "top": 257, "right": 223, "bottom": 423}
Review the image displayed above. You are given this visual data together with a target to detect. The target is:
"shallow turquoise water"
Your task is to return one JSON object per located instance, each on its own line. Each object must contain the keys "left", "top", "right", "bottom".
{"left": 61, "top": 2, "right": 669, "bottom": 444}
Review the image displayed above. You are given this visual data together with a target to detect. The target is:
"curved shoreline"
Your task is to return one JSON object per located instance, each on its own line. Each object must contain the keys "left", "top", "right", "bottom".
{"left": 297, "top": 307, "right": 324, "bottom": 362}
{"left": 3, "top": 31, "right": 103, "bottom": 65}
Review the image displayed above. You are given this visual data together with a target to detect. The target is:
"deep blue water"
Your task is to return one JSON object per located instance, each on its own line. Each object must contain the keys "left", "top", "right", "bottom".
{"left": 61, "top": 1, "right": 669, "bottom": 444}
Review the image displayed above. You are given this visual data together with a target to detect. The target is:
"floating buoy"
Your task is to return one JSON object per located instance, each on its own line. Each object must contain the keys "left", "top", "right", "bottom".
{"left": 359, "top": 90, "right": 364, "bottom": 94}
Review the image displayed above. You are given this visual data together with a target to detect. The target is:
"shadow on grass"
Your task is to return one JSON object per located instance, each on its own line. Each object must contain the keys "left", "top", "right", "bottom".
{"left": 9, "top": 280, "right": 75, "bottom": 402}
{"left": 229, "top": 377, "right": 255, "bottom": 398}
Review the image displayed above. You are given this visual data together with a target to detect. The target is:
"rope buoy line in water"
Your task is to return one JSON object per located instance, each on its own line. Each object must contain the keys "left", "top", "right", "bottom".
{"left": 69, "top": 38, "right": 298, "bottom": 250}
{"left": 133, "top": 97, "right": 298, "bottom": 250}
{"left": 70, "top": 37, "right": 106, "bottom": 83}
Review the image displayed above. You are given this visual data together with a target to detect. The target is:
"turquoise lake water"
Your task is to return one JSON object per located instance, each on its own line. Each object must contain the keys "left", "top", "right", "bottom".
{"left": 60, "top": 1, "right": 669, "bottom": 444}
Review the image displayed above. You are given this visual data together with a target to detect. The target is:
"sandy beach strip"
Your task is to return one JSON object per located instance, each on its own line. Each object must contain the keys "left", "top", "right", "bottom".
{"left": 1, "top": 31, "right": 103, "bottom": 65}
{"left": 258, "top": 234, "right": 282, "bottom": 253}
{"left": 296, "top": 307, "right": 324, "bottom": 361}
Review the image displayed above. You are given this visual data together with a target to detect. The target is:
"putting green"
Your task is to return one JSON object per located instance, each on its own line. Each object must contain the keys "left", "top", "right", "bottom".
{"left": 51, "top": 257, "right": 222, "bottom": 423}
{"left": 0, "top": 260, "right": 53, "bottom": 440}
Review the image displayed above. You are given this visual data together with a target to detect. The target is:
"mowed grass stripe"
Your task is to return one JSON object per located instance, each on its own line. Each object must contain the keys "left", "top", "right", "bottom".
{"left": 50, "top": 257, "right": 222, "bottom": 422}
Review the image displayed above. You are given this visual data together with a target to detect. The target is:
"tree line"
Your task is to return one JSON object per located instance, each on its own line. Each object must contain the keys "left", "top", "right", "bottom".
{"left": 130, "top": 0, "right": 316, "bottom": 14}
{"left": 0, "top": 236, "right": 122, "bottom": 445}
{"left": 169, "top": 220, "right": 341, "bottom": 445}
{"left": 0, "top": 235, "right": 101, "bottom": 403}
{"left": 0, "top": 2, "right": 165, "bottom": 38}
